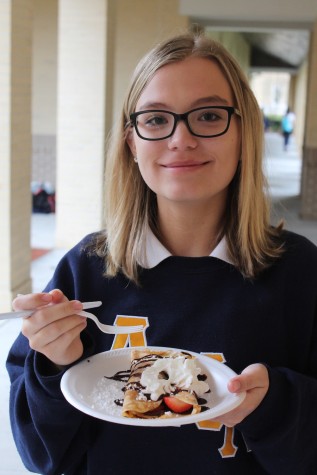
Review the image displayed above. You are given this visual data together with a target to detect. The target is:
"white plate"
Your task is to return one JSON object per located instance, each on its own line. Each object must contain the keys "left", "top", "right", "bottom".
{"left": 61, "top": 346, "right": 246, "bottom": 427}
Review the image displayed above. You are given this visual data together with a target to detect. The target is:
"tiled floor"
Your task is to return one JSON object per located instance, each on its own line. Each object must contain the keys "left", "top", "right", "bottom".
{"left": 0, "top": 132, "right": 316, "bottom": 474}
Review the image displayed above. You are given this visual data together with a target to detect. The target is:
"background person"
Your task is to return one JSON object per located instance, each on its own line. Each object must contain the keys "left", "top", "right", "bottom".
{"left": 281, "top": 107, "right": 296, "bottom": 151}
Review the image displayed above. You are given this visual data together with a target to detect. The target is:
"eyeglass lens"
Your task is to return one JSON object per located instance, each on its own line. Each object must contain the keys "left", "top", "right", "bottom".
{"left": 134, "top": 107, "right": 231, "bottom": 139}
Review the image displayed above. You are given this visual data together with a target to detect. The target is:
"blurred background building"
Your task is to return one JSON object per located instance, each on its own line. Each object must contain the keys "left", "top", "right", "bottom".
{"left": 1, "top": 0, "right": 317, "bottom": 311}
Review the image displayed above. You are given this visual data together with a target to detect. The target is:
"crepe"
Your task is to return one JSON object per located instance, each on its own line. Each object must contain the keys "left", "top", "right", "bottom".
{"left": 121, "top": 348, "right": 207, "bottom": 419}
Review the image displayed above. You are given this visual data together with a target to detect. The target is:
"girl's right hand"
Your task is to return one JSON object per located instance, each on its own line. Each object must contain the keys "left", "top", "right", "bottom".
{"left": 12, "top": 289, "right": 88, "bottom": 366}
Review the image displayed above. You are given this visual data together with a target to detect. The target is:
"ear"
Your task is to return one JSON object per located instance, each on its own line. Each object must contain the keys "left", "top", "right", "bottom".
{"left": 126, "top": 127, "right": 137, "bottom": 157}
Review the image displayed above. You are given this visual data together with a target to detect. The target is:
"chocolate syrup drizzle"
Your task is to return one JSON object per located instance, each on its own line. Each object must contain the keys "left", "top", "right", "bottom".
{"left": 104, "top": 352, "right": 210, "bottom": 413}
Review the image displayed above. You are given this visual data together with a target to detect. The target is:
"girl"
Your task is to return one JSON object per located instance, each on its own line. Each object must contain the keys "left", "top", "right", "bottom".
{"left": 7, "top": 33, "right": 317, "bottom": 475}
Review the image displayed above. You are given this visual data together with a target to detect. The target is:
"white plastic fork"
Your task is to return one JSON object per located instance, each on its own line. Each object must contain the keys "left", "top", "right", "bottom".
{"left": 77, "top": 310, "right": 143, "bottom": 335}
{"left": 0, "top": 301, "right": 143, "bottom": 334}
{"left": 0, "top": 301, "right": 102, "bottom": 321}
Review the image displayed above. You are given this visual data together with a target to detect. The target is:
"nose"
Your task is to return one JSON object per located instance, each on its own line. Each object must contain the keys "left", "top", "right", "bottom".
{"left": 167, "top": 120, "right": 198, "bottom": 150}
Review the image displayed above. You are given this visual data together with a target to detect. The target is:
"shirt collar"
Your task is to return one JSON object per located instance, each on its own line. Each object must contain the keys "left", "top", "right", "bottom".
{"left": 138, "top": 226, "right": 234, "bottom": 269}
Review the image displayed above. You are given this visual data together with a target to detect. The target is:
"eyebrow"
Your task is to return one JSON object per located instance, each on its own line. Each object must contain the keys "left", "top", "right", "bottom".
{"left": 137, "top": 95, "right": 230, "bottom": 111}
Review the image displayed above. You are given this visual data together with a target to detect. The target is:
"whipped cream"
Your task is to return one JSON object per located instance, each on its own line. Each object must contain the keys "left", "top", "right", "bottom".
{"left": 140, "top": 356, "right": 210, "bottom": 401}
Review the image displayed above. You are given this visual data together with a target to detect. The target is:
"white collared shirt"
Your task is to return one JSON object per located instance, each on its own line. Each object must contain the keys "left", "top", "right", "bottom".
{"left": 138, "top": 226, "right": 233, "bottom": 269}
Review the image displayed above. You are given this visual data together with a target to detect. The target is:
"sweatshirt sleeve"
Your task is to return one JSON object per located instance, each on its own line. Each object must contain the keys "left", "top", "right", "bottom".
{"left": 6, "top": 238, "right": 98, "bottom": 475}
{"left": 237, "top": 312, "right": 317, "bottom": 474}
{"left": 7, "top": 332, "right": 96, "bottom": 475}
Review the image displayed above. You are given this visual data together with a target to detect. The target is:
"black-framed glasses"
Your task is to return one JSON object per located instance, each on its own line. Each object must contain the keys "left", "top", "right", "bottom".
{"left": 129, "top": 106, "right": 241, "bottom": 141}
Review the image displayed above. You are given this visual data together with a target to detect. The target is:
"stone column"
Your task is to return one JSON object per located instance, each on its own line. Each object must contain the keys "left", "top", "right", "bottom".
{"left": 0, "top": 0, "right": 33, "bottom": 311}
{"left": 113, "top": 0, "right": 188, "bottom": 116}
{"left": 55, "top": 0, "right": 188, "bottom": 248}
{"left": 56, "top": 0, "right": 115, "bottom": 247}
{"left": 301, "top": 21, "right": 317, "bottom": 220}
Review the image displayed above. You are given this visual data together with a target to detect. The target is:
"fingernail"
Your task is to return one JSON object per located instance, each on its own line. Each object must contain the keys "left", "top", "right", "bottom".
{"left": 72, "top": 300, "right": 83, "bottom": 310}
{"left": 41, "top": 294, "right": 52, "bottom": 302}
{"left": 230, "top": 380, "right": 241, "bottom": 392}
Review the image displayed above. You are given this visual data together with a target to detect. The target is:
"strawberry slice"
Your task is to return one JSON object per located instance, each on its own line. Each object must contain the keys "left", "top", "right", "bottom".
{"left": 163, "top": 396, "right": 193, "bottom": 413}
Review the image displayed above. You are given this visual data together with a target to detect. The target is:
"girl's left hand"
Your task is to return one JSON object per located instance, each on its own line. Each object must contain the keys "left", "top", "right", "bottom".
{"left": 211, "top": 363, "right": 269, "bottom": 427}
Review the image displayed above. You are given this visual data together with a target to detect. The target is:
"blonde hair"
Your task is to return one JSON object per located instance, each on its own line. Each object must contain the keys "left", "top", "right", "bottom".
{"left": 94, "top": 32, "right": 283, "bottom": 283}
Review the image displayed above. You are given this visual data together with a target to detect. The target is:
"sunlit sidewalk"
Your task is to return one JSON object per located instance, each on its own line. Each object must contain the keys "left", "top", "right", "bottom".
{"left": 264, "top": 132, "right": 317, "bottom": 245}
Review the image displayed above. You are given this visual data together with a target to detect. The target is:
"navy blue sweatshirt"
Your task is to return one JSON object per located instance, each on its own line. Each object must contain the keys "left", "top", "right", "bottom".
{"left": 6, "top": 230, "right": 317, "bottom": 474}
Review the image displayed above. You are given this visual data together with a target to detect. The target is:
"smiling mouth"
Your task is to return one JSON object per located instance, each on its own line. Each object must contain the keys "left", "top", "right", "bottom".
{"left": 162, "top": 161, "right": 210, "bottom": 169}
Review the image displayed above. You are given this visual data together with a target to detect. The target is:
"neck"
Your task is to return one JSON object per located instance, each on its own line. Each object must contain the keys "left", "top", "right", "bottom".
{"left": 156, "top": 199, "right": 226, "bottom": 257}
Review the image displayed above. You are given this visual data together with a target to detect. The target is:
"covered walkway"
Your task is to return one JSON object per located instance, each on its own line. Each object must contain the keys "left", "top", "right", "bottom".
{"left": 2, "top": 0, "right": 317, "bottom": 313}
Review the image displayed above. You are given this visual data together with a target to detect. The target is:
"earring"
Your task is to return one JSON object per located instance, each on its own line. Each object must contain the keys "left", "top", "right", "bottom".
{"left": 134, "top": 156, "right": 138, "bottom": 163}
